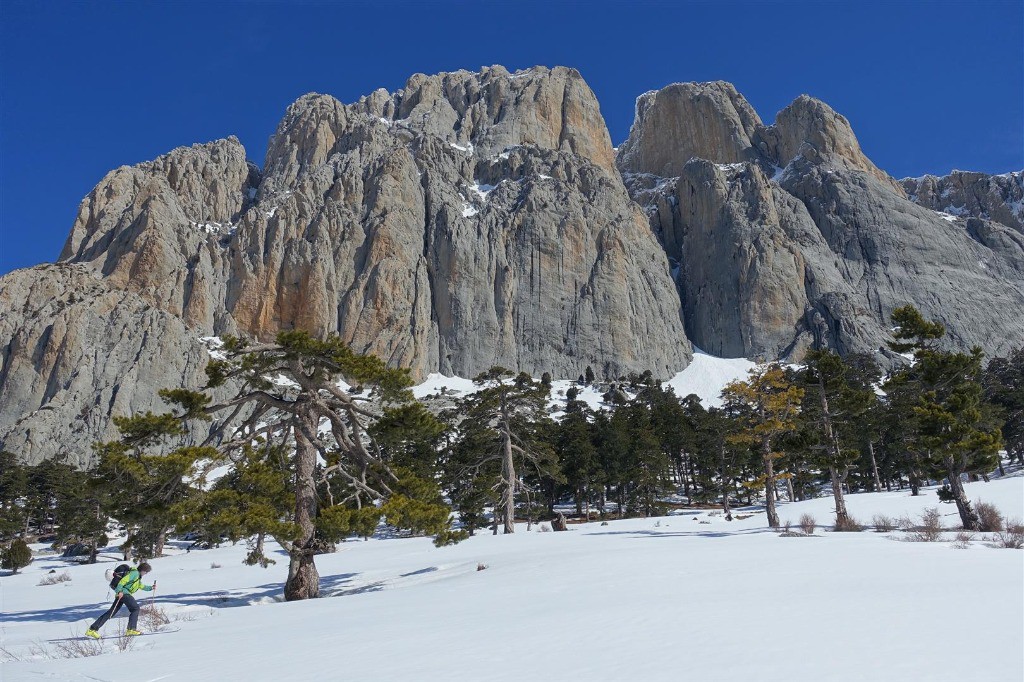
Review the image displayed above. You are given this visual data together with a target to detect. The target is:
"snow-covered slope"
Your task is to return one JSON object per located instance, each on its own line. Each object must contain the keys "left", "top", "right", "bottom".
{"left": 413, "top": 350, "right": 756, "bottom": 412}
{"left": 665, "top": 350, "right": 756, "bottom": 407}
{"left": 3, "top": 477, "right": 1021, "bottom": 681}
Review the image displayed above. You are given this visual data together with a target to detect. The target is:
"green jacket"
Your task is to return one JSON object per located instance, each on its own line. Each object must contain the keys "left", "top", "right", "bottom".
{"left": 115, "top": 569, "right": 153, "bottom": 595}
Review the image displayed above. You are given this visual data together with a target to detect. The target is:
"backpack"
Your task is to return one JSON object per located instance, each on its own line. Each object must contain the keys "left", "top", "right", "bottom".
{"left": 108, "top": 563, "right": 131, "bottom": 590}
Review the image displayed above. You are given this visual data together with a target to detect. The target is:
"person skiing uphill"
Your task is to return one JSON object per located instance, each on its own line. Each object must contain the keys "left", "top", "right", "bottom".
{"left": 86, "top": 562, "right": 156, "bottom": 638}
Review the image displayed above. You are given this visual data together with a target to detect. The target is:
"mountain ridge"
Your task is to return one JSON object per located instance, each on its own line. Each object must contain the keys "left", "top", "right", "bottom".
{"left": 2, "top": 65, "right": 1022, "bottom": 464}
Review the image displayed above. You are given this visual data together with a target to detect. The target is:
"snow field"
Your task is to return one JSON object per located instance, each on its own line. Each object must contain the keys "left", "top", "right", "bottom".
{"left": 2, "top": 476, "right": 1021, "bottom": 681}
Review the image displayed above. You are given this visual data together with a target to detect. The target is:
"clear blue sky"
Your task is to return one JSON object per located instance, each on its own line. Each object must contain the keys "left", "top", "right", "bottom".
{"left": 1, "top": 0, "right": 1021, "bottom": 275}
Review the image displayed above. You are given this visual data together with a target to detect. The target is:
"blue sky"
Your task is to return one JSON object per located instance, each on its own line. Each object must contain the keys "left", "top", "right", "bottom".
{"left": 1, "top": 0, "right": 1021, "bottom": 274}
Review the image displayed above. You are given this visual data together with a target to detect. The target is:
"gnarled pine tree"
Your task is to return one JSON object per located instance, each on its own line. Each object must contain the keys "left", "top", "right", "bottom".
{"left": 448, "top": 368, "right": 559, "bottom": 534}
{"left": 171, "top": 331, "right": 458, "bottom": 600}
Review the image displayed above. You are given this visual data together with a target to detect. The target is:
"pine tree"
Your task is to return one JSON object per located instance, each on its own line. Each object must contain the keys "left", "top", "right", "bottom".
{"left": 983, "top": 346, "right": 1024, "bottom": 468}
{"left": 168, "top": 331, "right": 460, "bottom": 600}
{"left": 722, "top": 364, "right": 804, "bottom": 528}
{"left": 178, "top": 444, "right": 294, "bottom": 566}
{"left": 556, "top": 396, "right": 599, "bottom": 517}
{"left": 0, "top": 452, "right": 28, "bottom": 541}
{"left": 885, "top": 306, "right": 1002, "bottom": 529}
{"left": 448, "top": 368, "right": 559, "bottom": 534}
{"left": 799, "top": 350, "right": 879, "bottom": 527}
{"left": 93, "top": 407, "right": 218, "bottom": 559}
{"left": 592, "top": 410, "right": 629, "bottom": 517}
{"left": 440, "top": 412, "right": 498, "bottom": 536}
{"left": 370, "top": 402, "right": 446, "bottom": 480}
{"left": 2, "top": 538, "right": 32, "bottom": 574}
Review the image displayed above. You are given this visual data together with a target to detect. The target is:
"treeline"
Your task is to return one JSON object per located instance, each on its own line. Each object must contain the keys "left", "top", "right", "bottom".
{"left": 1, "top": 307, "right": 1021, "bottom": 595}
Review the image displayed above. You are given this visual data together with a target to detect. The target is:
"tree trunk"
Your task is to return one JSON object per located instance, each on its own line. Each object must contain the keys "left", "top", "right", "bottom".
{"left": 908, "top": 451, "right": 923, "bottom": 495}
{"left": 285, "top": 408, "right": 320, "bottom": 601}
{"left": 681, "top": 453, "right": 690, "bottom": 499}
{"left": 868, "top": 441, "right": 882, "bottom": 492}
{"left": 501, "top": 429, "right": 516, "bottom": 534}
{"left": 155, "top": 529, "right": 166, "bottom": 558}
{"left": 817, "top": 378, "right": 849, "bottom": 524}
{"left": 763, "top": 440, "right": 780, "bottom": 529}
{"left": 285, "top": 548, "right": 319, "bottom": 601}
{"left": 785, "top": 476, "right": 795, "bottom": 503}
{"left": 945, "top": 457, "right": 979, "bottom": 530}
{"left": 829, "top": 466, "right": 849, "bottom": 526}
{"left": 719, "top": 444, "right": 733, "bottom": 521}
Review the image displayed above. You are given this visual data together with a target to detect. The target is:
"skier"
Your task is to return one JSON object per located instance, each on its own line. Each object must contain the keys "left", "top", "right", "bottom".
{"left": 85, "top": 562, "right": 156, "bottom": 638}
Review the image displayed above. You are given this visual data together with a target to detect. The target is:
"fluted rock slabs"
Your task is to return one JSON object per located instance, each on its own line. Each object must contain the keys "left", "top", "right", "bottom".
{"left": 1, "top": 66, "right": 691, "bottom": 463}
{"left": 620, "top": 83, "right": 1024, "bottom": 362}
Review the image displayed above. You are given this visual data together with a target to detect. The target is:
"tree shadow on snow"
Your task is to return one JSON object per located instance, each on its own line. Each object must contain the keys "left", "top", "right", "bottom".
{"left": 584, "top": 527, "right": 779, "bottom": 540}
{"left": 1, "top": 572, "right": 362, "bottom": 624}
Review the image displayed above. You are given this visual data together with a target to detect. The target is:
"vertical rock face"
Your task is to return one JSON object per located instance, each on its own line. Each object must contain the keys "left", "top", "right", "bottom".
{"left": 0, "top": 265, "right": 213, "bottom": 467}
{"left": 59, "top": 138, "right": 259, "bottom": 331}
{"left": 757, "top": 96, "right": 903, "bottom": 193}
{"left": 2, "top": 65, "right": 691, "bottom": 463}
{"left": 901, "top": 170, "right": 1024, "bottom": 232}
{"left": 620, "top": 82, "right": 1024, "bottom": 362}
{"left": 3, "top": 66, "right": 1020, "bottom": 465}
{"left": 617, "top": 82, "right": 764, "bottom": 178}
{"left": 221, "top": 65, "right": 688, "bottom": 379}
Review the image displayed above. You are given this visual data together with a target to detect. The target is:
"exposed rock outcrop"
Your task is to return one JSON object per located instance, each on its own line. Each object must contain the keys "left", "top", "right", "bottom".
{"left": 902, "top": 170, "right": 1024, "bottom": 232}
{"left": 620, "top": 83, "right": 1024, "bottom": 362}
{"left": 617, "top": 82, "right": 764, "bottom": 177}
{"left": 3, "top": 67, "right": 1020, "bottom": 465}
{"left": 0, "top": 264, "right": 214, "bottom": 466}
{"left": 2, "top": 66, "right": 691, "bottom": 463}
{"left": 59, "top": 137, "right": 259, "bottom": 331}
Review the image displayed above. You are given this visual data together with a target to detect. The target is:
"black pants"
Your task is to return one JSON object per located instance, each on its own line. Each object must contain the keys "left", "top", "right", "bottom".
{"left": 90, "top": 592, "right": 140, "bottom": 631}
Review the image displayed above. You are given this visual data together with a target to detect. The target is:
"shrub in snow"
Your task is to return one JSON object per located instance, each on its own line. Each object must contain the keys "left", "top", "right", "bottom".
{"left": 872, "top": 514, "right": 897, "bottom": 532}
{"left": 913, "top": 508, "right": 944, "bottom": 542}
{"left": 37, "top": 571, "right": 71, "bottom": 586}
{"left": 833, "top": 515, "right": 863, "bottom": 532}
{"left": 52, "top": 637, "right": 106, "bottom": 658}
{"left": 210, "top": 562, "right": 222, "bottom": 569}
{"left": 799, "top": 514, "right": 816, "bottom": 535}
{"left": 995, "top": 520, "right": 1024, "bottom": 549}
{"left": 140, "top": 604, "right": 172, "bottom": 631}
{"left": 897, "top": 514, "right": 916, "bottom": 532}
{"left": 951, "top": 531, "right": 973, "bottom": 549}
{"left": 476, "top": 563, "right": 488, "bottom": 571}
{"left": 974, "top": 502, "right": 1003, "bottom": 532}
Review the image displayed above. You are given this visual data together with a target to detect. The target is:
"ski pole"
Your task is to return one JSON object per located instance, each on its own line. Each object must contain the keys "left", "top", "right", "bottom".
{"left": 106, "top": 591, "right": 124, "bottom": 621}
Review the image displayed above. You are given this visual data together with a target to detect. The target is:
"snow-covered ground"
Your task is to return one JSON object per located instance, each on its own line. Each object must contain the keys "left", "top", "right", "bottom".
{"left": 3, "top": 476, "right": 1021, "bottom": 681}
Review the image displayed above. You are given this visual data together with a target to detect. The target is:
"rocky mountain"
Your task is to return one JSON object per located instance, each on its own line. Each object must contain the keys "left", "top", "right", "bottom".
{"left": 901, "top": 170, "right": 1023, "bottom": 232}
{"left": 618, "top": 81, "right": 1024, "bottom": 362}
{"left": 2, "top": 66, "right": 1022, "bottom": 465}
{"left": 2, "top": 66, "right": 691, "bottom": 464}
{"left": 0, "top": 265, "right": 215, "bottom": 466}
